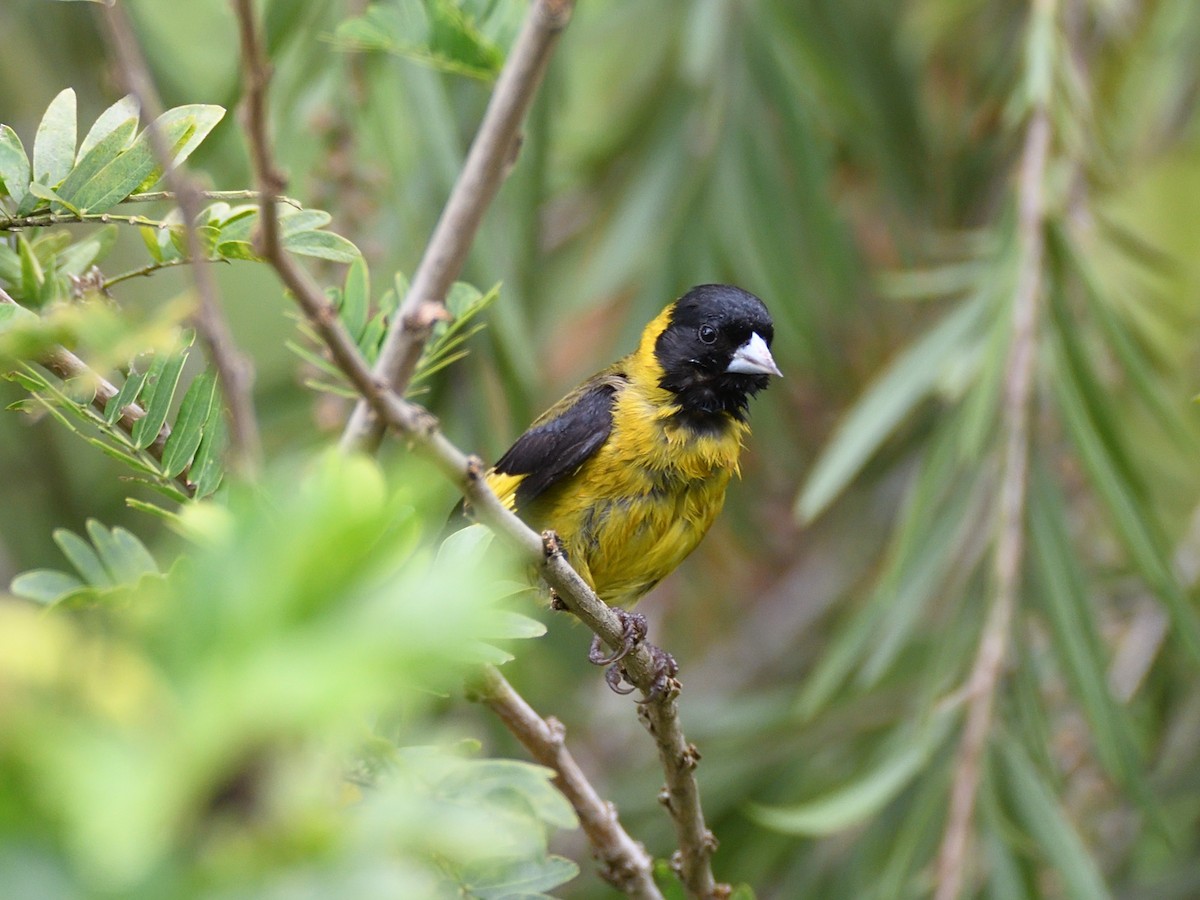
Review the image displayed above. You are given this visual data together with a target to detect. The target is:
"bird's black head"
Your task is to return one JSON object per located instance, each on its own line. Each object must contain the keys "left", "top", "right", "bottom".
{"left": 654, "top": 284, "right": 780, "bottom": 425}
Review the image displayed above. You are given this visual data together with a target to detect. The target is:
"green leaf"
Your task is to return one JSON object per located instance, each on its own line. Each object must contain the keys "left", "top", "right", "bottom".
{"left": 78, "top": 95, "right": 139, "bottom": 160}
{"left": 55, "top": 117, "right": 139, "bottom": 210}
{"left": 342, "top": 255, "right": 371, "bottom": 342}
{"left": 1027, "top": 467, "right": 1154, "bottom": 805}
{"left": 133, "top": 104, "right": 226, "bottom": 192}
{"left": 796, "top": 296, "right": 986, "bottom": 522}
{"left": 190, "top": 402, "right": 227, "bottom": 498}
{"left": 58, "top": 105, "right": 224, "bottom": 213}
{"left": 335, "top": 1, "right": 504, "bottom": 81}
{"left": 161, "top": 369, "right": 218, "bottom": 478}
{"left": 58, "top": 225, "right": 120, "bottom": 277}
{"left": 0, "top": 124, "right": 31, "bottom": 205}
{"left": 213, "top": 240, "right": 258, "bottom": 262}
{"left": 83, "top": 521, "right": 143, "bottom": 585}
{"left": 53, "top": 527, "right": 113, "bottom": 588}
{"left": 283, "top": 229, "right": 361, "bottom": 263}
{"left": 32, "top": 88, "right": 77, "bottom": 187}
{"left": 279, "top": 208, "right": 333, "bottom": 236}
{"left": 998, "top": 737, "right": 1112, "bottom": 900}
{"left": 82, "top": 519, "right": 158, "bottom": 586}
{"left": 104, "top": 367, "right": 149, "bottom": 426}
{"left": 750, "top": 712, "right": 952, "bottom": 836}
{"left": 18, "top": 235, "right": 45, "bottom": 306}
{"left": 1051, "top": 327, "right": 1200, "bottom": 661}
{"left": 131, "top": 346, "right": 189, "bottom": 450}
{"left": 9, "top": 568, "right": 86, "bottom": 605}
{"left": 0, "top": 242, "right": 20, "bottom": 285}
{"left": 464, "top": 855, "right": 579, "bottom": 898}
{"left": 27, "top": 181, "right": 81, "bottom": 215}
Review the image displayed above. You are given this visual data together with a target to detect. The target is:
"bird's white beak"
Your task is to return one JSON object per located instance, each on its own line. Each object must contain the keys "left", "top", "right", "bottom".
{"left": 725, "top": 332, "right": 782, "bottom": 377}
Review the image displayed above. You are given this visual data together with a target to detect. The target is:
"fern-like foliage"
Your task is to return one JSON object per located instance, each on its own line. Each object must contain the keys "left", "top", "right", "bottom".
{"left": 5, "top": 328, "right": 226, "bottom": 502}
{"left": 288, "top": 254, "right": 498, "bottom": 399}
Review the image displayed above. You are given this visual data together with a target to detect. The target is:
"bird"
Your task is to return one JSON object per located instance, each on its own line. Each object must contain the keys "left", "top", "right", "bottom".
{"left": 470, "top": 284, "right": 781, "bottom": 693}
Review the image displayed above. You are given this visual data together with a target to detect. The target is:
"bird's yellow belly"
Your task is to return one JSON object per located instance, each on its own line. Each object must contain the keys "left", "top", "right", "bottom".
{"left": 527, "top": 425, "right": 738, "bottom": 607}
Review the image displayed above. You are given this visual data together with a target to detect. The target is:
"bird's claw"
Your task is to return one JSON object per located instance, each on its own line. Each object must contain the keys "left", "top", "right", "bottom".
{"left": 605, "top": 662, "right": 636, "bottom": 695}
{"left": 588, "top": 609, "right": 648, "bottom": 666}
{"left": 637, "top": 645, "right": 679, "bottom": 704}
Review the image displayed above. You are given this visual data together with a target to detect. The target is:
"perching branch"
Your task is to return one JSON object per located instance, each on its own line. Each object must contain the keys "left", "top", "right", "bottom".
{"left": 98, "top": 1, "right": 261, "bottom": 478}
{"left": 231, "top": 4, "right": 723, "bottom": 896}
{"left": 338, "top": 0, "right": 574, "bottom": 454}
{"left": 0, "top": 285, "right": 194, "bottom": 497}
{"left": 933, "top": 3, "right": 1056, "bottom": 896}
{"left": 473, "top": 665, "right": 661, "bottom": 899}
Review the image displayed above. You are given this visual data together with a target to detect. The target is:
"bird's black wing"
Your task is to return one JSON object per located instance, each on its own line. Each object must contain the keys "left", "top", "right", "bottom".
{"left": 494, "top": 373, "right": 623, "bottom": 511}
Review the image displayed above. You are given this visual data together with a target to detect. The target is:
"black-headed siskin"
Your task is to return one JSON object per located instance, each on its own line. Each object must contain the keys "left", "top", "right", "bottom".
{"left": 484, "top": 284, "right": 780, "bottom": 610}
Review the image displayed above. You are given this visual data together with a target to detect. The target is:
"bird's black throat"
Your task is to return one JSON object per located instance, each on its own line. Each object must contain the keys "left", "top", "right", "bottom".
{"left": 660, "top": 369, "right": 769, "bottom": 431}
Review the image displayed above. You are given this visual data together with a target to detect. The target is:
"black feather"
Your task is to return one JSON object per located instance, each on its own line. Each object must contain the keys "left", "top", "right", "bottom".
{"left": 494, "top": 378, "right": 619, "bottom": 510}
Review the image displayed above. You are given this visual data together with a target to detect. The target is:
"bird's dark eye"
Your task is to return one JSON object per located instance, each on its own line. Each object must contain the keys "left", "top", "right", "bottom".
{"left": 698, "top": 324, "right": 718, "bottom": 344}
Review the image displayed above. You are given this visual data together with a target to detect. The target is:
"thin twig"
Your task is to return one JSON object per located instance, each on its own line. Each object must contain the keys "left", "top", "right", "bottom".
{"left": 102, "top": 257, "right": 224, "bottom": 291}
{"left": 231, "top": 5, "right": 723, "bottom": 895}
{"left": 98, "top": 2, "right": 261, "bottom": 477}
{"left": 338, "top": 0, "right": 574, "bottom": 454}
{"left": 125, "top": 189, "right": 302, "bottom": 208}
{"left": 1, "top": 211, "right": 174, "bottom": 231}
{"left": 0, "top": 285, "right": 194, "bottom": 497}
{"left": 933, "top": 5, "right": 1056, "bottom": 897}
{"left": 474, "top": 666, "right": 662, "bottom": 899}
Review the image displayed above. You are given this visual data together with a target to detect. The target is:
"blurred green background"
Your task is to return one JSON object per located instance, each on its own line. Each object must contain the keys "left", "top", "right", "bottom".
{"left": 4, "top": 0, "right": 1200, "bottom": 896}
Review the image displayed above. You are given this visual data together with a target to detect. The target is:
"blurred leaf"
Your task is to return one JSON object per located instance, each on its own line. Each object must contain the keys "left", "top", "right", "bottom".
{"left": 341, "top": 254, "right": 370, "bottom": 342}
{"left": 282, "top": 228, "right": 361, "bottom": 263}
{"left": 9, "top": 568, "right": 86, "bottom": 605}
{"left": 0, "top": 124, "right": 31, "bottom": 206}
{"left": 750, "top": 711, "right": 952, "bottom": 836}
{"left": 796, "top": 295, "right": 986, "bottom": 522}
{"left": 1050, "top": 314, "right": 1200, "bottom": 661}
{"left": 335, "top": 1, "right": 504, "bottom": 81}
{"left": 57, "top": 224, "right": 119, "bottom": 277}
{"left": 998, "top": 737, "right": 1112, "bottom": 900}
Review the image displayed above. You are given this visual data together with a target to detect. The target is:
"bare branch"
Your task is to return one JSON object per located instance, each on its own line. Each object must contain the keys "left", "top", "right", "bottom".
{"left": 934, "top": 3, "right": 1056, "bottom": 895}
{"left": 338, "top": 0, "right": 574, "bottom": 453}
{"left": 474, "top": 666, "right": 661, "bottom": 899}
{"left": 98, "top": 1, "right": 261, "bottom": 477}
{"left": 0, "top": 285, "right": 194, "bottom": 497}
{"left": 230, "top": 5, "right": 723, "bottom": 895}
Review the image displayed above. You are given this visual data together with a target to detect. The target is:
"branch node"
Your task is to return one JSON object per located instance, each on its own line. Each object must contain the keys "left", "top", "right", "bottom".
{"left": 542, "top": 529, "right": 564, "bottom": 560}
{"left": 657, "top": 785, "right": 673, "bottom": 810}
{"left": 465, "top": 454, "right": 486, "bottom": 482}
{"left": 544, "top": 715, "right": 566, "bottom": 745}
{"left": 680, "top": 743, "right": 702, "bottom": 772}
{"left": 537, "top": 0, "right": 575, "bottom": 30}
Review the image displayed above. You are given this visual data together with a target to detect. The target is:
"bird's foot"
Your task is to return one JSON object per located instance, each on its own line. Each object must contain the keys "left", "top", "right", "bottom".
{"left": 637, "top": 644, "right": 680, "bottom": 705}
{"left": 588, "top": 609, "right": 648, "bottom": 667}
